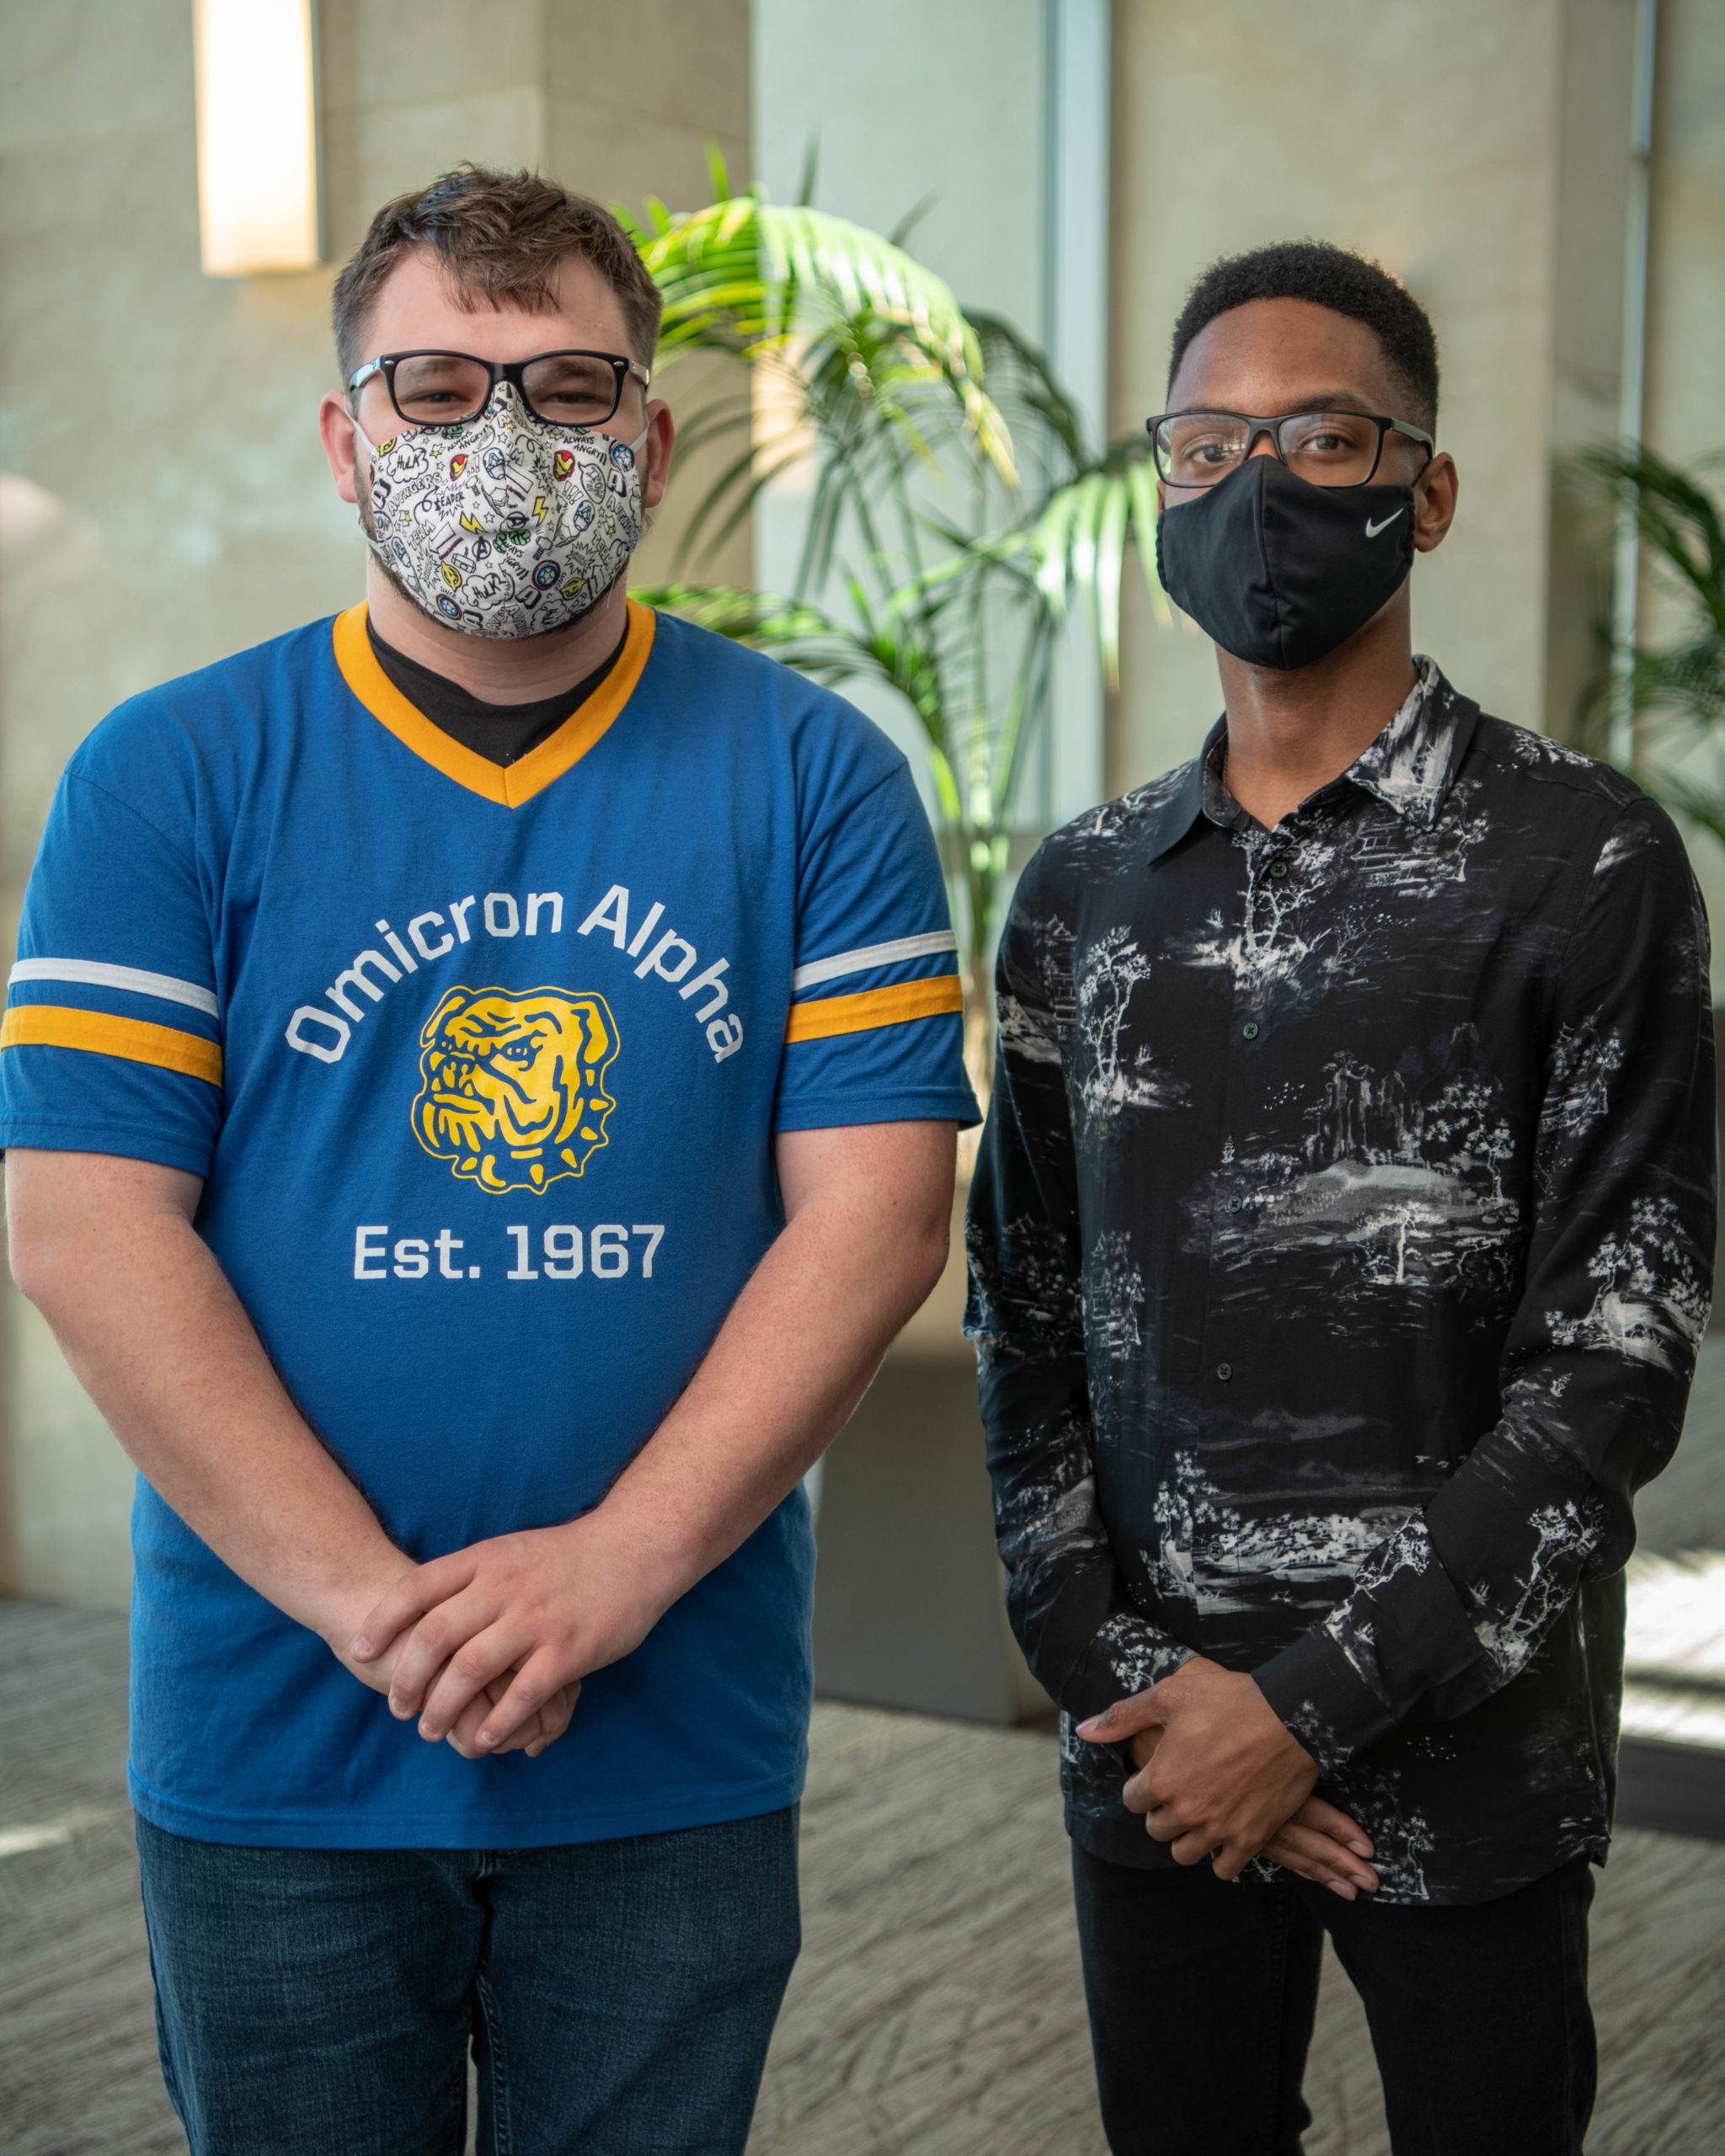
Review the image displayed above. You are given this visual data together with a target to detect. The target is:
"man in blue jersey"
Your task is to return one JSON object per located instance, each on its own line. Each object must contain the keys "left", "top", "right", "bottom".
{"left": 2, "top": 166, "right": 976, "bottom": 2156}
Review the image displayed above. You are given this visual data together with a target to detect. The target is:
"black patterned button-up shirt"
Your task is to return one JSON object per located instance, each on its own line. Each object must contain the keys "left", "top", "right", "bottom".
{"left": 966, "top": 663, "right": 1716, "bottom": 1904}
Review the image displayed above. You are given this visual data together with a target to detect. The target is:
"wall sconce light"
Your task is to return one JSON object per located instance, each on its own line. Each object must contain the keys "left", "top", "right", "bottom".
{"left": 193, "top": 0, "right": 321, "bottom": 277}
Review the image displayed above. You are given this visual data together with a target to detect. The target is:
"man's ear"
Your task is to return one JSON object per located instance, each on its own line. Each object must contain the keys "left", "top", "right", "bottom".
{"left": 318, "top": 392, "right": 364, "bottom": 505}
{"left": 1413, "top": 451, "right": 1459, "bottom": 554}
{"left": 641, "top": 399, "right": 676, "bottom": 512}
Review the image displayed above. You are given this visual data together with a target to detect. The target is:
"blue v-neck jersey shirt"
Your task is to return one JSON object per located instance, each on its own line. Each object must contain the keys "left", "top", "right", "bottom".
{"left": 1, "top": 600, "right": 978, "bottom": 1848}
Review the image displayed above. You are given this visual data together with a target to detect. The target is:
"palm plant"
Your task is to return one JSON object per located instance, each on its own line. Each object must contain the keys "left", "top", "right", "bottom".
{"left": 619, "top": 160, "right": 1171, "bottom": 1094}
{"left": 1573, "top": 445, "right": 1725, "bottom": 843}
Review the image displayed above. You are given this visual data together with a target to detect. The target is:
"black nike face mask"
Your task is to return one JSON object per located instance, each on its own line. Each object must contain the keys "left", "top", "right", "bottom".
{"left": 1155, "top": 454, "right": 1418, "bottom": 671}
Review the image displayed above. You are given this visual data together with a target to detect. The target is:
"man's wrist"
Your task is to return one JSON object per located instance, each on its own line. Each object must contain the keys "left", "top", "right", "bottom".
{"left": 302, "top": 1549, "right": 417, "bottom": 1655}
{"left": 1251, "top": 1632, "right": 1389, "bottom": 1778}
{"left": 554, "top": 1501, "right": 702, "bottom": 1630}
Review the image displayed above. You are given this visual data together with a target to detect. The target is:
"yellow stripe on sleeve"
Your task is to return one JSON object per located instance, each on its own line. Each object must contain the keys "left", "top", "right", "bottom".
{"left": 1, "top": 1004, "right": 224, "bottom": 1086}
{"left": 784, "top": 975, "right": 964, "bottom": 1043}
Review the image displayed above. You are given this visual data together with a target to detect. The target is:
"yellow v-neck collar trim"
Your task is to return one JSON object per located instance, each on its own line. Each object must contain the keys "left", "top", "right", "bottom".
{"left": 332, "top": 598, "right": 656, "bottom": 808}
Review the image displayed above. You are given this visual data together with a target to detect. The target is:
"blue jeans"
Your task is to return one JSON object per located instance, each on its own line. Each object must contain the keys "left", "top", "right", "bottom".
{"left": 136, "top": 1808, "right": 800, "bottom": 2156}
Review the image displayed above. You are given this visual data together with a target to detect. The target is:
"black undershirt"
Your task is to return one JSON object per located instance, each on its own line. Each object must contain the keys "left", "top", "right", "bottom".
{"left": 366, "top": 618, "right": 628, "bottom": 767}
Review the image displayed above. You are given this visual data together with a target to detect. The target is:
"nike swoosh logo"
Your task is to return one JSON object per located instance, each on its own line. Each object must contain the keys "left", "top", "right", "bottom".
{"left": 1365, "top": 510, "right": 1406, "bottom": 538}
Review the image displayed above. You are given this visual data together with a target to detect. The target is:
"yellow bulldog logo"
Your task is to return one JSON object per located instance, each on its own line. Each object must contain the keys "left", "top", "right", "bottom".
{"left": 411, "top": 986, "right": 617, "bottom": 1194}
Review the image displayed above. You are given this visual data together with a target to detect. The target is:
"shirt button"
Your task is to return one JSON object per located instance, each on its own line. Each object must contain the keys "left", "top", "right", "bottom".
{"left": 1268, "top": 857, "right": 1291, "bottom": 880}
{"left": 1227, "top": 1196, "right": 1243, "bottom": 1213}
{"left": 1216, "top": 1362, "right": 1233, "bottom": 1381}
{"left": 1242, "top": 1022, "right": 1260, "bottom": 1040}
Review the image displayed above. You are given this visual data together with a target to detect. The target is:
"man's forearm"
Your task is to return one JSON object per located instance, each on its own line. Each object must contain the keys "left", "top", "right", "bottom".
{"left": 588, "top": 1143, "right": 952, "bottom": 1604}
{"left": 7, "top": 1150, "right": 407, "bottom": 1641}
{"left": 359, "top": 1118, "right": 958, "bottom": 1744}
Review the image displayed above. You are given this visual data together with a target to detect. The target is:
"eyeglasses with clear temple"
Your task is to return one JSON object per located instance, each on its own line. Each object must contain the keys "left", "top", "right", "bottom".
{"left": 344, "top": 349, "right": 653, "bottom": 432}
{"left": 1145, "top": 409, "right": 1434, "bottom": 490}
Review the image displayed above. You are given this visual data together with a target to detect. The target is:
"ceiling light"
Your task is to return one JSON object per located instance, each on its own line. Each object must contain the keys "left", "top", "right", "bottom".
{"left": 193, "top": 0, "right": 320, "bottom": 277}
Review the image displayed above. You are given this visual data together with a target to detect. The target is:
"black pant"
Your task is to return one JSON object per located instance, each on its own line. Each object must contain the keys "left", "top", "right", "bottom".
{"left": 1071, "top": 1843, "right": 1595, "bottom": 2156}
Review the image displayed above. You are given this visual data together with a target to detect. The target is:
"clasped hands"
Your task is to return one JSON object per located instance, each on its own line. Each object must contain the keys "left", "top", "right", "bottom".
{"left": 327, "top": 1528, "right": 1382, "bottom": 1903}
{"left": 1076, "top": 1656, "right": 1380, "bottom": 1899}
{"left": 327, "top": 1516, "right": 666, "bottom": 1766}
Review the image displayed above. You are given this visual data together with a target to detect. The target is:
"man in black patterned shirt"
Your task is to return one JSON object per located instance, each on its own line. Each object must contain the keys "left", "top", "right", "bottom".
{"left": 966, "top": 243, "right": 1715, "bottom": 2156}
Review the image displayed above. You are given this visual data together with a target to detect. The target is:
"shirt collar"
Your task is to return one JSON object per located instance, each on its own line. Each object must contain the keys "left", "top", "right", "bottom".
{"left": 1343, "top": 658, "right": 1474, "bottom": 830}
{"left": 1200, "top": 723, "right": 1249, "bottom": 835}
{"left": 1169, "top": 657, "right": 1477, "bottom": 851}
{"left": 1132, "top": 659, "right": 1476, "bottom": 865}
{"left": 1134, "top": 742, "right": 1213, "bottom": 866}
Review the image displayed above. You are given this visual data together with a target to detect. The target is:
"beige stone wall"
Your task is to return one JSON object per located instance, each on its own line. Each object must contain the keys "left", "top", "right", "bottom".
{"left": 1645, "top": 0, "right": 1725, "bottom": 459}
{"left": 0, "top": 0, "right": 749, "bottom": 1606}
{"left": 1106, "top": 0, "right": 1649, "bottom": 795}
{"left": 1544, "top": 0, "right": 1643, "bottom": 741}
{"left": 1642, "top": 0, "right": 1725, "bottom": 949}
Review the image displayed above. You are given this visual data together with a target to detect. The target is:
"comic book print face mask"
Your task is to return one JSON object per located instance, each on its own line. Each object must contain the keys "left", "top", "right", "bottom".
{"left": 355, "top": 384, "right": 645, "bottom": 638}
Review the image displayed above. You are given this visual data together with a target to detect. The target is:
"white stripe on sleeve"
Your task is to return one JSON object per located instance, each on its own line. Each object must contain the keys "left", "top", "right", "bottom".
{"left": 790, "top": 930, "right": 959, "bottom": 993}
{"left": 8, "top": 958, "right": 220, "bottom": 1018}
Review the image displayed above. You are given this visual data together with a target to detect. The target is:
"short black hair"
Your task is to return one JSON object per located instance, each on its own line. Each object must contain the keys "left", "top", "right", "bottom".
{"left": 1167, "top": 241, "right": 1439, "bottom": 429}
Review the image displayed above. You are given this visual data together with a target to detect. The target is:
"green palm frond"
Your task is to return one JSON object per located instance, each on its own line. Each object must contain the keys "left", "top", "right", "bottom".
{"left": 633, "top": 580, "right": 943, "bottom": 718}
{"left": 1573, "top": 446, "right": 1725, "bottom": 740}
{"left": 1575, "top": 446, "right": 1725, "bottom": 635}
{"left": 957, "top": 318, "right": 1171, "bottom": 679}
{"left": 1031, "top": 446, "right": 1171, "bottom": 684}
{"left": 1647, "top": 766, "right": 1725, "bottom": 852}
{"left": 625, "top": 173, "right": 1183, "bottom": 1097}
{"left": 637, "top": 579, "right": 960, "bottom": 819}
{"left": 630, "top": 582, "right": 849, "bottom": 657}
{"left": 1572, "top": 443, "right": 1725, "bottom": 859}
{"left": 619, "top": 192, "right": 1016, "bottom": 488}
{"left": 1632, "top": 646, "right": 1725, "bottom": 734}
{"left": 964, "top": 312, "right": 1086, "bottom": 473}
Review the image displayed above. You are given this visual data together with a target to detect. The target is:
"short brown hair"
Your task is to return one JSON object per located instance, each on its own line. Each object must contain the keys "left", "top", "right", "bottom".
{"left": 330, "top": 164, "right": 663, "bottom": 382}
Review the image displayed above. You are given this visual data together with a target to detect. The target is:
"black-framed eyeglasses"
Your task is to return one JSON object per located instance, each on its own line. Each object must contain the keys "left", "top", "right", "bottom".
{"left": 1146, "top": 409, "right": 1434, "bottom": 490}
{"left": 345, "top": 349, "right": 652, "bottom": 431}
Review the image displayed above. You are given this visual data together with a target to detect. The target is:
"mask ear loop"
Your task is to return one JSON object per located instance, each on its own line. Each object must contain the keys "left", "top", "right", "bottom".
{"left": 626, "top": 419, "right": 654, "bottom": 533}
{"left": 345, "top": 403, "right": 381, "bottom": 543}
{"left": 345, "top": 402, "right": 417, "bottom": 565}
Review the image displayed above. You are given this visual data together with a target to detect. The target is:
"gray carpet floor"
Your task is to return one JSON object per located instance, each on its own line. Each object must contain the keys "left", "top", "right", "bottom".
{"left": 1, "top": 1601, "right": 1722, "bottom": 2155}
